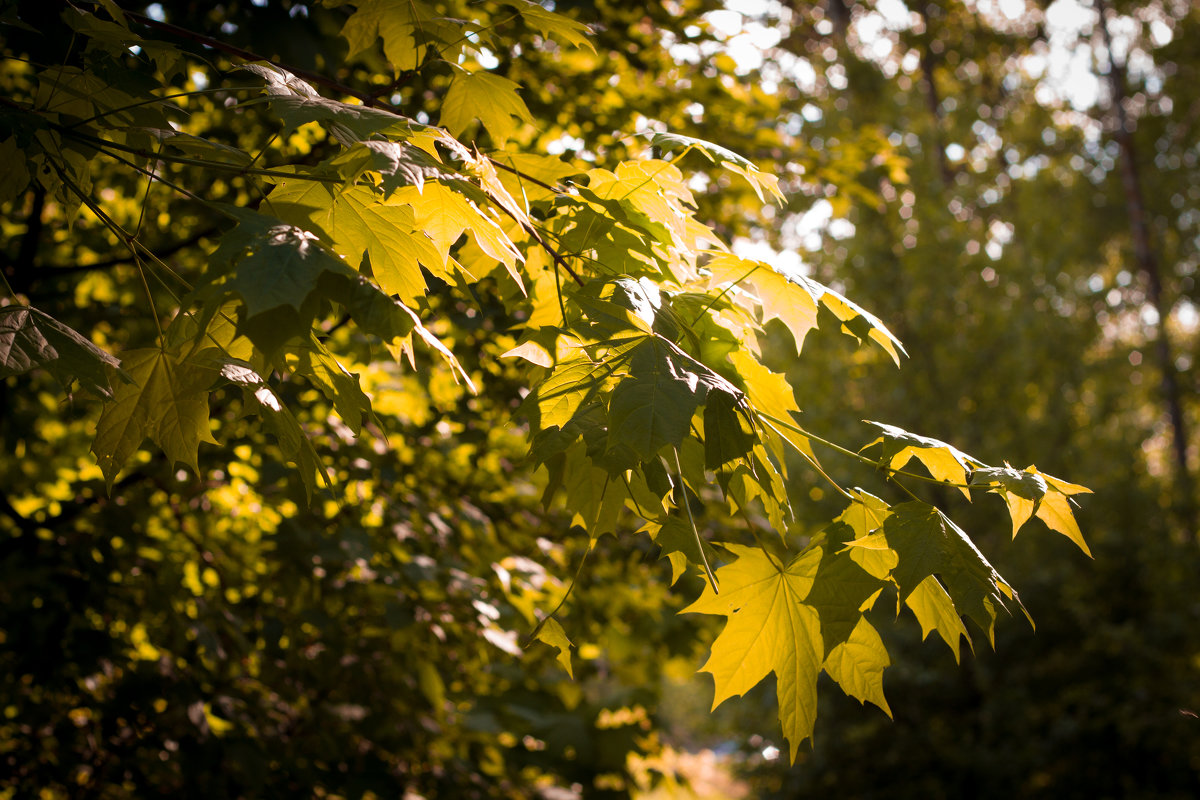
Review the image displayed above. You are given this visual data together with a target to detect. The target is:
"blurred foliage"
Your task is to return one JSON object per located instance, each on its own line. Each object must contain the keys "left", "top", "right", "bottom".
{"left": 0, "top": 0, "right": 1183, "bottom": 798}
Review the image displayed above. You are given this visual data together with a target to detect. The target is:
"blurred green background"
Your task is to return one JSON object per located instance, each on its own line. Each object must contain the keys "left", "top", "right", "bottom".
{"left": 1, "top": 0, "right": 1197, "bottom": 797}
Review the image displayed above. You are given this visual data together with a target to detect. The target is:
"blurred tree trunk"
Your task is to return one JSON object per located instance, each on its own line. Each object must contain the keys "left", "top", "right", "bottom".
{"left": 1096, "top": 0, "right": 1195, "bottom": 532}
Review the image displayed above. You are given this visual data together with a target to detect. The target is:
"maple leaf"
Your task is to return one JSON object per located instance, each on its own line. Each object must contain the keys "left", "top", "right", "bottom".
{"left": 0, "top": 306, "right": 125, "bottom": 398}
{"left": 339, "top": 0, "right": 459, "bottom": 72}
{"left": 329, "top": 140, "right": 451, "bottom": 196}
{"left": 505, "top": 0, "right": 595, "bottom": 52}
{"left": 441, "top": 69, "right": 534, "bottom": 146}
{"left": 607, "top": 338, "right": 713, "bottom": 461}
{"left": 390, "top": 182, "right": 522, "bottom": 280}
{"left": 1029, "top": 466, "right": 1093, "bottom": 556}
{"left": 728, "top": 349, "right": 817, "bottom": 463}
{"left": 865, "top": 420, "right": 977, "bottom": 499}
{"left": 845, "top": 502, "right": 1025, "bottom": 644}
{"left": 969, "top": 464, "right": 1091, "bottom": 555}
{"left": 238, "top": 63, "right": 405, "bottom": 142}
{"left": 218, "top": 359, "right": 331, "bottom": 501}
{"left": 266, "top": 180, "right": 442, "bottom": 303}
{"left": 822, "top": 616, "right": 892, "bottom": 717}
{"left": 207, "top": 207, "right": 357, "bottom": 317}
{"left": 92, "top": 348, "right": 218, "bottom": 488}
{"left": 684, "top": 544, "right": 826, "bottom": 761}
{"left": 277, "top": 334, "right": 372, "bottom": 435}
{"left": 531, "top": 618, "right": 575, "bottom": 678}
{"left": 644, "top": 515, "right": 723, "bottom": 586}
{"left": 707, "top": 253, "right": 819, "bottom": 351}
{"left": 645, "top": 130, "right": 784, "bottom": 203}
{"left": 971, "top": 464, "right": 1047, "bottom": 538}
{"left": 906, "top": 576, "right": 972, "bottom": 660}
{"left": 706, "top": 253, "right": 904, "bottom": 364}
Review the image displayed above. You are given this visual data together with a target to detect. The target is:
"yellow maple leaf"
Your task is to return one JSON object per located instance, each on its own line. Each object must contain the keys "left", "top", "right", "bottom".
{"left": 441, "top": 69, "right": 533, "bottom": 146}
{"left": 1029, "top": 465, "right": 1093, "bottom": 557}
{"left": 683, "top": 544, "right": 823, "bottom": 761}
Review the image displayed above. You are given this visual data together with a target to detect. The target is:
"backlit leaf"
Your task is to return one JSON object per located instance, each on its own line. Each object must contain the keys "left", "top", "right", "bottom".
{"left": 532, "top": 618, "right": 575, "bottom": 678}
{"left": 1029, "top": 466, "right": 1093, "bottom": 556}
{"left": 339, "top": 0, "right": 460, "bottom": 72}
{"left": 845, "top": 502, "right": 1023, "bottom": 644}
{"left": 238, "top": 63, "right": 407, "bottom": 142}
{"left": 645, "top": 130, "right": 784, "bottom": 203}
{"left": 278, "top": 334, "right": 372, "bottom": 435}
{"left": 441, "top": 69, "right": 534, "bottom": 147}
{"left": 683, "top": 544, "right": 824, "bottom": 761}
{"left": 905, "top": 576, "right": 971, "bottom": 661}
{"left": 865, "top": 420, "right": 976, "bottom": 499}
{"left": 822, "top": 617, "right": 892, "bottom": 717}
{"left": 971, "top": 465, "right": 1047, "bottom": 538}
{"left": 267, "top": 181, "right": 442, "bottom": 303}
{"left": 505, "top": 0, "right": 595, "bottom": 51}
{"left": 92, "top": 348, "right": 218, "bottom": 488}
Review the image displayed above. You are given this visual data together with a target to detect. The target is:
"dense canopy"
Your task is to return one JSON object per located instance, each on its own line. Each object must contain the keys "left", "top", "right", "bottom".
{"left": 1, "top": 0, "right": 1196, "bottom": 797}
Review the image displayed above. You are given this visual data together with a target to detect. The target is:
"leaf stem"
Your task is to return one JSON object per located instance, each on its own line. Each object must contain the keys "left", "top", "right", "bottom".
{"left": 124, "top": 10, "right": 386, "bottom": 109}
{"left": 690, "top": 260, "right": 761, "bottom": 327}
{"left": 673, "top": 447, "right": 718, "bottom": 593}
{"left": 62, "top": 127, "right": 339, "bottom": 184}
{"left": 755, "top": 412, "right": 853, "bottom": 501}
{"left": 760, "top": 411, "right": 979, "bottom": 491}
{"left": 528, "top": 539, "right": 591, "bottom": 641}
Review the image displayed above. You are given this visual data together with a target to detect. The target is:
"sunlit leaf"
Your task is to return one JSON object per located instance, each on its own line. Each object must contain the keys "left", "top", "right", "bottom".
{"left": 92, "top": 348, "right": 218, "bottom": 488}
{"left": 532, "top": 618, "right": 575, "bottom": 678}
{"left": 683, "top": 544, "right": 824, "bottom": 761}
{"left": 441, "top": 69, "right": 534, "bottom": 147}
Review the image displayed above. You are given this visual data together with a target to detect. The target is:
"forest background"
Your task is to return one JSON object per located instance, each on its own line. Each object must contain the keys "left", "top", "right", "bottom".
{"left": 1, "top": 0, "right": 1198, "bottom": 798}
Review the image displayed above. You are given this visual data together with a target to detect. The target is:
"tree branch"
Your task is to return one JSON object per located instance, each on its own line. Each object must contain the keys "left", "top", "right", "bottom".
{"left": 123, "top": 10, "right": 392, "bottom": 109}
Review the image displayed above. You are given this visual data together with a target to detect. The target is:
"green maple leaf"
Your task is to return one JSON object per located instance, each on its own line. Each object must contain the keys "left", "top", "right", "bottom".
{"left": 706, "top": 253, "right": 904, "bottom": 364}
{"left": 607, "top": 337, "right": 712, "bottom": 461}
{"left": 218, "top": 359, "right": 331, "bottom": 501}
{"left": 339, "top": 0, "right": 459, "bottom": 72}
{"left": 441, "top": 69, "right": 534, "bottom": 146}
{"left": 277, "top": 334, "right": 373, "bottom": 435}
{"left": 683, "top": 544, "right": 824, "bottom": 762}
{"left": 208, "top": 207, "right": 356, "bottom": 316}
{"left": 238, "top": 63, "right": 406, "bottom": 142}
{"left": 329, "top": 140, "right": 450, "bottom": 195}
{"left": 92, "top": 348, "right": 218, "bottom": 488}
{"left": 703, "top": 388, "right": 755, "bottom": 469}
{"left": 865, "top": 420, "right": 978, "bottom": 499}
{"left": 845, "top": 502, "right": 1025, "bottom": 643}
{"left": 531, "top": 618, "right": 575, "bottom": 678}
{"left": 0, "top": 305, "right": 125, "bottom": 398}
{"left": 504, "top": 0, "right": 595, "bottom": 51}
{"left": 644, "top": 515, "right": 722, "bottom": 586}
{"left": 529, "top": 360, "right": 606, "bottom": 429}
{"left": 267, "top": 181, "right": 442, "bottom": 304}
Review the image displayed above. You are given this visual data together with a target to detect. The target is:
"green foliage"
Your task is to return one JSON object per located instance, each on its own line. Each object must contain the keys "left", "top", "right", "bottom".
{"left": 0, "top": 1, "right": 1105, "bottom": 796}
